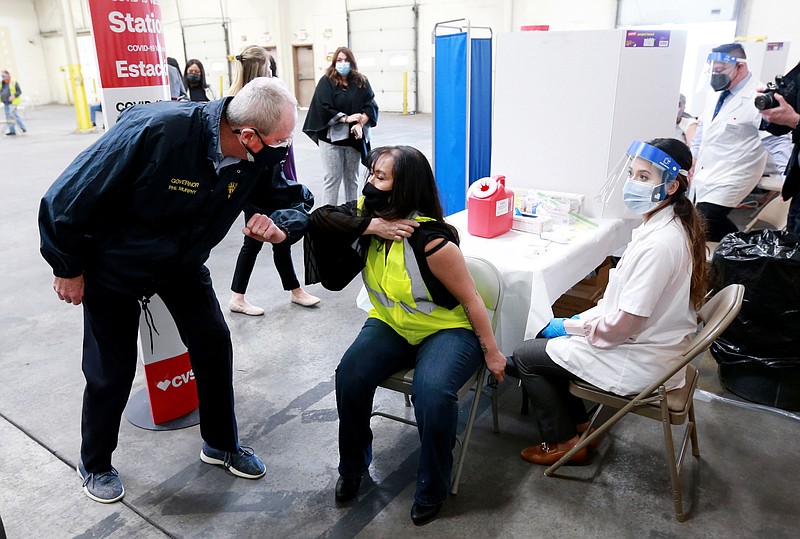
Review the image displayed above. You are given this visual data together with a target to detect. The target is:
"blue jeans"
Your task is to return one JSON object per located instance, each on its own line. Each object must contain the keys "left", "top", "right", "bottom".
{"left": 4, "top": 103, "right": 26, "bottom": 134}
{"left": 336, "top": 318, "right": 483, "bottom": 506}
{"left": 89, "top": 103, "right": 103, "bottom": 126}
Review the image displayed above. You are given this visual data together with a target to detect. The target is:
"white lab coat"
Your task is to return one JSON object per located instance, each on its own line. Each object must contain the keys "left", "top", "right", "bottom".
{"left": 692, "top": 75, "right": 767, "bottom": 207}
{"left": 546, "top": 207, "right": 697, "bottom": 396}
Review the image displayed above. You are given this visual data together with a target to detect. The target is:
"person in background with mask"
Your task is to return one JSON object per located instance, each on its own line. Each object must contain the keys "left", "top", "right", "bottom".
{"left": 38, "top": 78, "right": 306, "bottom": 504}
{"left": 303, "top": 46, "right": 378, "bottom": 206}
{"left": 511, "top": 138, "right": 707, "bottom": 466}
{"left": 1, "top": 70, "right": 26, "bottom": 135}
{"left": 305, "top": 145, "right": 506, "bottom": 526}
{"left": 689, "top": 43, "right": 767, "bottom": 241}
{"left": 184, "top": 59, "right": 215, "bottom": 102}
{"left": 227, "top": 45, "right": 320, "bottom": 314}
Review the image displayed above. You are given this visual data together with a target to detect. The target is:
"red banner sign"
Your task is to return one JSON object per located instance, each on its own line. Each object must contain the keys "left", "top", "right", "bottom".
{"left": 86, "top": 0, "right": 170, "bottom": 126}
{"left": 87, "top": 0, "right": 168, "bottom": 89}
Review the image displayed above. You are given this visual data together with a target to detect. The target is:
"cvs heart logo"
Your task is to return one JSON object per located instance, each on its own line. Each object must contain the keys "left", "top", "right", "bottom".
{"left": 154, "top": 370, "right": 196, "bottom": 392}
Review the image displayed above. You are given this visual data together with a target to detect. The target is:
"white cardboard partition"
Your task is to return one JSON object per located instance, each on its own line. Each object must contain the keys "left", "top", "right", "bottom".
{"left": 492, "top": 30, "right": 687, "bottom": 219}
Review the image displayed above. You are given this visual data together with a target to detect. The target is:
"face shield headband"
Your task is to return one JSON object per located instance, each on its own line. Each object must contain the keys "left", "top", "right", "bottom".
{"left": 705, "top": 52, "right": 746, "bottom": 91}
{"left": 596, "top": 141, "right": 682, "bottom": 217}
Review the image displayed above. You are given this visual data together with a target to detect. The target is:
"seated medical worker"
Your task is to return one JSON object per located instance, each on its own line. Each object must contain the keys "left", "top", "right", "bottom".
{"left": 306, "top": 145, "right": 506, "bottom": 526}
{"left": 512, "top": 138, "right": 708, "bottom": 465}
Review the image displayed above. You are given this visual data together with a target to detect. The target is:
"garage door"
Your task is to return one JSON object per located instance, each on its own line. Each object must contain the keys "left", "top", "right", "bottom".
{"left": 349, "top": 5, "right": 417, "bottom": 113}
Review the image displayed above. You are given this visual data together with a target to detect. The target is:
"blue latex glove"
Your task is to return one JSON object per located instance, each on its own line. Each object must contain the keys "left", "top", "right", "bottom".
{"left": 541, "top": 318, "right": 568, "bottom": 339}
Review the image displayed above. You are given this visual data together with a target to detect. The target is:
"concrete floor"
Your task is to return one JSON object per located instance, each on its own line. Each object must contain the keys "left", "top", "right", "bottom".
{"left": 1, "top": 105, "right": 799, "bottom": 538}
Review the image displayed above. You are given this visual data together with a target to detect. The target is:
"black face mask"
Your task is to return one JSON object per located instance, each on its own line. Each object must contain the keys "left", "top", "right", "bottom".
{"left": 186, "top": 73, "right": 201, "bottom": 86}
{"left": 234, "top": 129, "right": 290, "bottom": 169}
{"left": 362, "top": 182, "right": 392, "bottom": 213}
{"left": 710, "top": 72, "right": 732, "bottom": 92}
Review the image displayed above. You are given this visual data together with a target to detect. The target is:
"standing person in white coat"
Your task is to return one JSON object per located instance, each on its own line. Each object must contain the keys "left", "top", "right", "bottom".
{"left": 690, "top": 43, "right": 767, "bottom": 241}
{"left": 511, "top": 138, "right": 707, "bottom": 466}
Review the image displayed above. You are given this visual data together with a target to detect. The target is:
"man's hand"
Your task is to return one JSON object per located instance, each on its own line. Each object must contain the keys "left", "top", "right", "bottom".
{"left": 364, "top": 218, "right": 419, "bottom": 241}
{"left": 54, "top": 275, "right": 84, "bottom": 305}
{"left": 244, "top": 213, "right": 287, "bottom": 243}
{"left": 757, "top": 91, "right": 800, "bottom": 128}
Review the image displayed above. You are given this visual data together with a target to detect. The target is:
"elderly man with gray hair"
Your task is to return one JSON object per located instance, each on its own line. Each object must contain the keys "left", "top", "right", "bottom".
{"left": 38, "top": 78, "right": 303, "bottom": 504}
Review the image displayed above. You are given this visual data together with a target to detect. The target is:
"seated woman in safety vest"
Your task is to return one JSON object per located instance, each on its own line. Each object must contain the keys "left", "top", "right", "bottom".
{"left": 306, "top": 145, "right": 506, "bottom": 526}
{"left": 511, "top": 138, "right": 707, "bottom": 466}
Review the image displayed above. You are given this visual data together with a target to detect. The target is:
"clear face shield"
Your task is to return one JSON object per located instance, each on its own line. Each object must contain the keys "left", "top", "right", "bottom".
{"left": 596, "top": 141, "right": 681, "bottom": 217}
{"left": 704, "top": 52, "right": 745, "bottom": 92}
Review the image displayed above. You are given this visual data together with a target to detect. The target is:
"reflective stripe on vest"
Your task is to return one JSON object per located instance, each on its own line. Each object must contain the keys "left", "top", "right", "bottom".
{"left": 8, "top": 79, "right": 20, "bottom": 105}
{"left": 361, "top": 230, "right": 437, "bottom": 316}
{"left": 358, "top": 199, "right": 471, "bottom": 344}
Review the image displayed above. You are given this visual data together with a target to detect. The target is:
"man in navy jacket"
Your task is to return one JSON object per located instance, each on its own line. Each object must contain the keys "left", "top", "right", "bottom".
{"left": 39, "top": 78, "right": 304, "bottom": 503}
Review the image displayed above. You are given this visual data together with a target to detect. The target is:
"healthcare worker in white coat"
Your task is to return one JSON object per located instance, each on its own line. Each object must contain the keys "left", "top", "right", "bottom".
{"left": 690, "top": 43, "right": 767, "bottom": 241}
{"left": 510, "top": 138, "right": 708, "bottom": 466}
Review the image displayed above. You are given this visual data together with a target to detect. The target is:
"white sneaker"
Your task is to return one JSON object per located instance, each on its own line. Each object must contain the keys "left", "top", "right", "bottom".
{"left": 290, "top": 291, "right": 321, "bottom": 307}
{"left": 228, "top": 301, "right": 265, "bottom": 316}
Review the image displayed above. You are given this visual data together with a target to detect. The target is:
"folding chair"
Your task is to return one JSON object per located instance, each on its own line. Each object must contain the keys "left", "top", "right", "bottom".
{"left": 370, "top": 256, "right": 504, "bottom": 495}
{"left": 744, "top": 195, "right": 791, "bottom": 232}
{"left": 544, "top": 284, "right": 745, "bottom": 522}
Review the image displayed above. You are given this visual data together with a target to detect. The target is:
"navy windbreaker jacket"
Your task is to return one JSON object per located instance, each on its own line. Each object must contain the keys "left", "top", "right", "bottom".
{"left": 38, "top": 98, "right": 310, "bottom": 297}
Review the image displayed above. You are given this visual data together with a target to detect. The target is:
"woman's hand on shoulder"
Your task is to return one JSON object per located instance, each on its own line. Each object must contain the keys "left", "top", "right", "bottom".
{"left": 364, "top": 217, "right": 419, "bottom": 241}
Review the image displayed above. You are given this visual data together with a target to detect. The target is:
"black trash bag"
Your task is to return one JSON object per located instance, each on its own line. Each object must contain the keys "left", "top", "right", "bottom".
{"left": 709, "top": 229, "right": 800, "bottom": 410}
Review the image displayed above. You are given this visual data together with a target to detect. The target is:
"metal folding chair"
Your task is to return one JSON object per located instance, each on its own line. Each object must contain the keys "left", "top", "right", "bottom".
{"left": 371, "top": 256, "right": 504, "bottom": 494}
{"left": 543, "top": 284, "right": 745, "bottom": 522}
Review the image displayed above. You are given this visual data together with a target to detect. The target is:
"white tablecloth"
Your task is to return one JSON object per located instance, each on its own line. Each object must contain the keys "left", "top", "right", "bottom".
{"left": 447, "top": 211, "right": 634, "bottom": 354}
{"left": 357, "top": 211, "right": 635, "bottom": 354}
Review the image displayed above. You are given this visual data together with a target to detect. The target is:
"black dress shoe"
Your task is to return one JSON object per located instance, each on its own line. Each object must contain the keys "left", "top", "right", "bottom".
{"left": 335, "top": 475, "right": 362, "bottom": 502}
{"left": 410, "top": 501, "right": 443, "bottom": 526}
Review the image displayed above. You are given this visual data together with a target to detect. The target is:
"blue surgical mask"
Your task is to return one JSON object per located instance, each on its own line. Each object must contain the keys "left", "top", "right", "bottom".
{"left": 623, "top": 179, "right": 665, "bottom": 214}
{"left": 335, "top": 62, "right": 351, "bottom": 76}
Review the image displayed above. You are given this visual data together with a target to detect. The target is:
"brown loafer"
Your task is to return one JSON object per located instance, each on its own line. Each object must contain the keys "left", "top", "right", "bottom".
{"left": 520, "top": 442, "right": 588, "bottom": 466}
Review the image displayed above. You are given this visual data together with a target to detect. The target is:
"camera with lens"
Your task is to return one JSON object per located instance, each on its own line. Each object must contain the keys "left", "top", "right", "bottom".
{"left": 755, "top": 75, "right": 796, "bottom": 110}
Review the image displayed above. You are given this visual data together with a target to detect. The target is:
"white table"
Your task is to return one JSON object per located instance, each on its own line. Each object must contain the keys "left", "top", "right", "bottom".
{"left": 446, "top": 211, "right": 634, "bottom": 354}
{"left": 757, "top": 175, "right": 784, "bottom": 192}
{"left": 357, "top": 211, "right": 634, "bottom": 354}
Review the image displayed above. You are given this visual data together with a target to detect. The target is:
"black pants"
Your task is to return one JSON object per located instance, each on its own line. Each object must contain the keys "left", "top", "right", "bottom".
{"left": 511, "top": 338, "right": 588, "bottom": 444}
{"left": 230, "top": 210, "right": 300, "bottom": 294}
{"left": 696, "top": 202, "right": 738, "bottom": 242}
{"left": 80, "top": 268, "right": 238, "bottom": 472}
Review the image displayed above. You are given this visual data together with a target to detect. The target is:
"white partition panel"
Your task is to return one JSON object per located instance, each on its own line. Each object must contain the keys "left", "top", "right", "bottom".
{"left": 492, "top": 30, "right": 687, "bottom": 219}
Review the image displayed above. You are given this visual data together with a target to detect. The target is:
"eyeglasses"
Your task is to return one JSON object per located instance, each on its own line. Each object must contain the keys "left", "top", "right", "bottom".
{"left": 268, "top": 134, "right": 293, "bottom": 148}
{"left": 233, "top": 127, "right": 292, "bottom": 148}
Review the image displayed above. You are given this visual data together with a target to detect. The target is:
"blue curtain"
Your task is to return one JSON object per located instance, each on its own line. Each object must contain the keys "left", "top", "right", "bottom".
{"left": 434, "top": 32, "right": 468, "bottom": 216}
{"left": 469, "top": 37, "right": 492, "bottom": 187}
{"left": 434, "top": 32, "right": 493, "bottom": 216}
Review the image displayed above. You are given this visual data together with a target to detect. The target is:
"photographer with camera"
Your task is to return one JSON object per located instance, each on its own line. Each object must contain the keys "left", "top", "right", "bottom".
{"left": 690, "top": 43, "right": 768, "bottom": 241}
{"left": 758, "top": 61, "right": 800, "bottom": 234}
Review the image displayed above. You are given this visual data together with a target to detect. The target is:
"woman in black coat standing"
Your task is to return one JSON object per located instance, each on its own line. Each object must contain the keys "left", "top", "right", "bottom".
{"left": 303, "top": 47, "right": 378, "bottom": 206}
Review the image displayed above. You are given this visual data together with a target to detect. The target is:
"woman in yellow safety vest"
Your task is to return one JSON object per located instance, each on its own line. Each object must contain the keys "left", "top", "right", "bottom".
{"left": 307, "top": 145, "right": 506, "bottom": 526}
